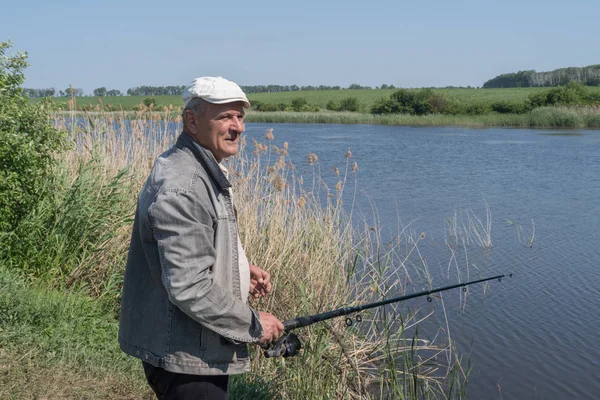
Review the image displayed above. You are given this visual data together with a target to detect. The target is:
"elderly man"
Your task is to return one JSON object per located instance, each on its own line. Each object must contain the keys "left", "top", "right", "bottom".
{"left": 119, "top": 76, "right": 283, "bottom": 399}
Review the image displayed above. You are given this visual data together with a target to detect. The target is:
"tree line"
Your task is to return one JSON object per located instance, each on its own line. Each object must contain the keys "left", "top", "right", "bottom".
{"left": 23, "top": 83, "right": 402, "bottom": 98}
{"left": 483, "top": 65, "right": 600, "bottom": 88}
{"left": 23, "top": 87, "right": 120, "bottom": 98}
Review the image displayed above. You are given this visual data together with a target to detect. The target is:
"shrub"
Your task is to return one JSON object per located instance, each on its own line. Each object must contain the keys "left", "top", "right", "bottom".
{"left": 326, "top": 100, "right": 339, "bottom": 111}
{"left": 463, "top": 102, "right": 491, "bottom": 115}
{"left": 490, "top": 101, "right": 528, "bottom": 114}
{"left": 338, "top": 97, "right": 360, "bottom": 112}
{"left": 291, "top": 98, "right": 308, "bottom": 111}
{"left": 0, "top": 42, "right": 67, "bottom": 232}
{"left": 143, "top": 97, "right": 156, "bottom": 107}
{"left": 371, "top": 89, "right": 448, "bottom": 115}
{"left": 527, "top": 82, "right": 592, "bottom": 109}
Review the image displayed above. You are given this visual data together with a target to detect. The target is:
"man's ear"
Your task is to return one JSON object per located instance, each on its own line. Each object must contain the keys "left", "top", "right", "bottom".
{"left": 183, "top": 110, "right": 199, "bottom": 135}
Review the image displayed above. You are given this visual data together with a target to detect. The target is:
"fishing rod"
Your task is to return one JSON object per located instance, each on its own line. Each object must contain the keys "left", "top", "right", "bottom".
{"left": 264, "top": 273, "right": 512, "bottom": 358}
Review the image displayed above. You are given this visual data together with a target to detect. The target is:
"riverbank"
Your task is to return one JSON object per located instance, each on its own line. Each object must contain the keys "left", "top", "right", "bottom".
{"left": 2, "top": 108, "right": 468, "bottom": 399}
{"left": 57, "top": 104, "right": 600, "bottom": 129}
{"left": 245, "top": 107, "right": 600, "bottom": 128}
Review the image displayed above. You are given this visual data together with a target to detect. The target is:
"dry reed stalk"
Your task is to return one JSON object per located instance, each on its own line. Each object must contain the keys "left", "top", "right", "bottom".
{"left": 52, "top": 111, "right": 466, "bottom": 399}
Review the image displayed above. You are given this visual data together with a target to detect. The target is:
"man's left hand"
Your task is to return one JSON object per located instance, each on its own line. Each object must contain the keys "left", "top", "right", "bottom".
{"left": 249, "top": 265, "right": 272, "bottom": 298}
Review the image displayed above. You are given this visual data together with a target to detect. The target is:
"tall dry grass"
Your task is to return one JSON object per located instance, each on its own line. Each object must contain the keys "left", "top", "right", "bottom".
{"left": 46, "top": 106, "right": 470, "bottom": 399}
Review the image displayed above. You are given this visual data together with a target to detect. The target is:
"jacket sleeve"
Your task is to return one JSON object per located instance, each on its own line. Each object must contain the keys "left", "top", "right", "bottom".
{"left": 148, "top": 189, "right": 263, "bottom": 343}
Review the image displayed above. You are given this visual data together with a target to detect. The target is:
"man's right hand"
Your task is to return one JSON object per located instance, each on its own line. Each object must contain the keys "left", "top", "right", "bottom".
{"left": 258, "top": 311, "right": 284, "bottom": 346}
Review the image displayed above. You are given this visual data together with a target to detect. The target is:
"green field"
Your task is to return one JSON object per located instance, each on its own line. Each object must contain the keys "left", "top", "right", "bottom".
{"left": 34, "top": 87, "right": 599, "bottom": 111}
{"left": 32, "top": 87, "right": 600, "bottom": 128}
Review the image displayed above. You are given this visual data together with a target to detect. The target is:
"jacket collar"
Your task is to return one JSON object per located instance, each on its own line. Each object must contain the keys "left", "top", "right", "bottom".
{"left": 176, "top": 132, "right": 232, "bottom": 191}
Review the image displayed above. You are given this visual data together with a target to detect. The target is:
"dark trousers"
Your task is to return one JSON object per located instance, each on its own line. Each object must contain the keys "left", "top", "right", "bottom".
{"left": 142, "top": 362, "right": 229, "bottom": 400}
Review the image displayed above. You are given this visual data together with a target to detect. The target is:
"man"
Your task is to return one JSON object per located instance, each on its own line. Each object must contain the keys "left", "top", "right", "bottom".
{"left": 119, "top": 76, "right": 284, "bottom": 399}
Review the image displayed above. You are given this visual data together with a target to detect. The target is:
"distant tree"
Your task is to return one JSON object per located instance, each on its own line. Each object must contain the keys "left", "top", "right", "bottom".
{"left": 22, "top": 88, "right": 56, "bottom": 98}
{"left": 127, "top": 85, "right": 185, "bottom": 96}
{"left": 106, "top": 89, "right": 121, "bottom": 96}
{"left": 93, "top": 87, "right": 107, "bottom": 97}
{"left": 63, "top": 87, "right": 83, "bottom": 97}
{"left": 143, "top": 97, "right": 156, "bottom": 107}
{"left": 483, "top": 65, "right": 600, "bottom": 88}
{"left": 348, "top": 83, "right": 372, "bottom": 90}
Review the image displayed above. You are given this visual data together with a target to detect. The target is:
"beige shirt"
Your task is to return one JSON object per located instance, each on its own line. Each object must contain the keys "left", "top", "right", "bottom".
{"left": 219, "top": 163, "right": 250, "bottom": 303}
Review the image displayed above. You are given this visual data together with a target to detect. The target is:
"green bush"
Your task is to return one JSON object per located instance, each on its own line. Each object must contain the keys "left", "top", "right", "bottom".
{"left": 291, "top": 97, "right": 308, "bottom": 111}
{"left": 326, "top": 100, "right": 339, "bottom": 111}
{"left": 464, "top": 102, "right": 492, "bottom": 115}
{"left": 526, "top": 82, "right": 594, "bottom": 109}
{"left": 0, "top": 42, "right": 67, "bottom": 232}
{"left": 143, "top": 97, "right": 156, "bottom": 107}
{"left": 490, "top": 100, "right": 528, "bottom": 114}
{"left": 338, "top": 97, "right": 360, "bottom": 112}
{"left": 0, "top": 157, "right": 131, "bottom": 291}
{"left": 370, "top": 89, "right": 448, "bottom": 115}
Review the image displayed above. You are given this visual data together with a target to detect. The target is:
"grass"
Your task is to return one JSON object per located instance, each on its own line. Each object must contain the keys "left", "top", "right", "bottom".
{"left": 1, "top": 106, "right": 496, "bottom": 399}
{"left": 40, "top": 90, "right": 600, "bottom": 128}
{"left": 244, "top": 107, "right": 600, "bottom": 128}
{"left": 0, "top": 264, "right": 152, "bottom": 399}
{"left": 34, "top": 87, "right": 600, "bottom": 110}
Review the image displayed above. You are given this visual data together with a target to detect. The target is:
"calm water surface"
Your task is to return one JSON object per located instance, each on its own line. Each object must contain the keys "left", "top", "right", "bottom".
{"left": 242, "top": 123, "right": 600, "bottom": 400}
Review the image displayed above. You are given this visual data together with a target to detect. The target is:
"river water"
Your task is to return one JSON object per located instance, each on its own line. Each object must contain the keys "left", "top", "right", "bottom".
{"left": 240, "top": 123, "right": 600, "bottom": 399}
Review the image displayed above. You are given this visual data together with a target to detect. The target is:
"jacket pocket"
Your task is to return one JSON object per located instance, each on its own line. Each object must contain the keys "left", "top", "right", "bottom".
{"left": 169, "top": 306, "right": 206, "bottom": 354}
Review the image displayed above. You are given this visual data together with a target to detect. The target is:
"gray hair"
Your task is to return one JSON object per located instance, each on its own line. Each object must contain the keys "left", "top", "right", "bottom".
{"left": 182, "top": 97, "right": 205, "bottom": 118}
{"left": 182, "top": 97, "right": 206, "bottom": 130}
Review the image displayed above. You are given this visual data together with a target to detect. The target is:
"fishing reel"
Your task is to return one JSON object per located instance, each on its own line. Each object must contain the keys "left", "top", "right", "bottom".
{"left": 263, "top": 333, "right": 302, "bottom": 358}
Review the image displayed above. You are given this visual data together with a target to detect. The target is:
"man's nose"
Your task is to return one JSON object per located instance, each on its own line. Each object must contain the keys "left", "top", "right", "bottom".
{"left": 231, "top": 116, "right": 244, "bottom": 132}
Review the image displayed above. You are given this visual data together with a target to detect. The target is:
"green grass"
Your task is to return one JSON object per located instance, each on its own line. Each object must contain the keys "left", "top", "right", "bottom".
{"left": 33, "top": 87, "right": 600, "bottom": 111}
{"left": 245, "top": 107, "right": 600, "bottom": 128}
{"left": 0, "top": 264, "right": 275, "bottom": 399}
{"left": 0, "top": 264, "right": 152, "bottom": 399}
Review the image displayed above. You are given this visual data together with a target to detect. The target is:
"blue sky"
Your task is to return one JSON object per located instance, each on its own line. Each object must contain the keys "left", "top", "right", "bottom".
{"left": 2, "top": 0, "right": 599, "bottom": 94}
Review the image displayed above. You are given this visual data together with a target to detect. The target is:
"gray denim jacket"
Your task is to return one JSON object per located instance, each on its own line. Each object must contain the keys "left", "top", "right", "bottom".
{"left": 118, "top": 133, "right": 263, "bottom": 375}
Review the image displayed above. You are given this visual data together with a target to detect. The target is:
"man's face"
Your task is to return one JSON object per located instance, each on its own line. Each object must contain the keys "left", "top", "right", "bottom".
{"left": 187, "top": 101, "right": 246, "bottom": 162}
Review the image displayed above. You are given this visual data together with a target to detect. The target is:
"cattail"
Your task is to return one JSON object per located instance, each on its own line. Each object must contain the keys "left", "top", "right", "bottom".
{"left": 271, "top": 174, "right": 286, "bottom": 192}
{"left": 265, "top": 128, "right": 274, "bottom": 141}
{"left": 298, "top": 176, "right": 303, "bottom": 185}
{"left": 336, "top": 181, "right": 342, "bottom": 192}
{"left": 307, "top": 153, "right": 319, "bottom": 165}
{"left": 421, "top": 232, "right": 426, "bottom": 239}
{"left": 276, "top": 156, "right": 285, "bottom": 169}
{"left": 346, "top": 149, "right": 352, "bottom": 158}
{"left": 333, "top": 166, "right": 340, "bottom": 177}
{"left": 283, "top": 142, "right": 288, "bottom": 151}
{"left": 298, "top": 196, "right": 306, "bottom": 209}
{"left": 352, "top": 161, "right": 359, "bottom": 172}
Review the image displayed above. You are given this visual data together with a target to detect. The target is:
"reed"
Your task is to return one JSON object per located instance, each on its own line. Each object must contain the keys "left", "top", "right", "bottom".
{"left": 2, "top": 106, "right": 473, "bottom": 399}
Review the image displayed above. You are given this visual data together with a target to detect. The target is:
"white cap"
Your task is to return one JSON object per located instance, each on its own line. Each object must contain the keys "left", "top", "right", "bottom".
{"left": 182, "top": 76, "right": 250, "bottom": 108}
